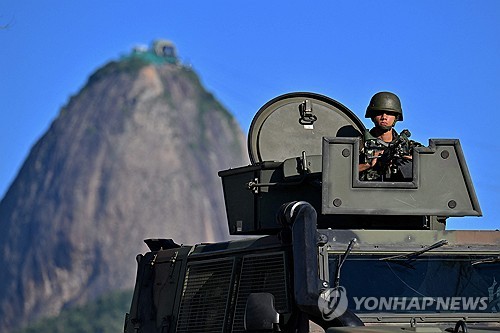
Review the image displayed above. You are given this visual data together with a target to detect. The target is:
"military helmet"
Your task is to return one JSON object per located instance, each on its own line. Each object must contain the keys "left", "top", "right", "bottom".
{"left": 365, "top": 91, "right": 403, "bottom": 121}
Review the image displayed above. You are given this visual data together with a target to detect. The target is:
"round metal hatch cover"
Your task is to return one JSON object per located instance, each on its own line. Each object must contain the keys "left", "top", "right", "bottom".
{"left": 248, "top": 92, "right": 366, "bottom": 164}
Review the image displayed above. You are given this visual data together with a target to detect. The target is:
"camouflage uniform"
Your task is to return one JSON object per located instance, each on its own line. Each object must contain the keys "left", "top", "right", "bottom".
{"left": 360, "top": 128, "right": 421, "bottom": 181}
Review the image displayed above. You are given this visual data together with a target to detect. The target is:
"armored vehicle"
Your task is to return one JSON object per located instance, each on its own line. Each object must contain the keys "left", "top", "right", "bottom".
{"left": 124, "top": 93, "right": 499, "bottom": 333}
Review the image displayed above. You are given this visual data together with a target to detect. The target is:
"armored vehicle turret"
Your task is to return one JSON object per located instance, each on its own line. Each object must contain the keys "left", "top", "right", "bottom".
{"left": 124, "top": 93, "right": 498, "bottom": 333}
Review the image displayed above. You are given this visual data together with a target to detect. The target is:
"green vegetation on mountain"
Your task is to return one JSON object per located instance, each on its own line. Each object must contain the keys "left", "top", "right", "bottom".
{"left": 87, "top": 57, "right": 150, "bottom": 85}
{"left": 15, "top": 290, "right": 132, "bottom": 333}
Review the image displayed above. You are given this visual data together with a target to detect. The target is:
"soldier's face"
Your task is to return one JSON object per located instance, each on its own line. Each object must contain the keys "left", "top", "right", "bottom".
{"left": 372, "top": 112, "right": 397, "bottom": 128}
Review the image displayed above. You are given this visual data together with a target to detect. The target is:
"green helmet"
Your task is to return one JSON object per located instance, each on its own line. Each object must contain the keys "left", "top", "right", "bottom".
{"left": 365, "top": 91, "right": 403, "bottom": 121}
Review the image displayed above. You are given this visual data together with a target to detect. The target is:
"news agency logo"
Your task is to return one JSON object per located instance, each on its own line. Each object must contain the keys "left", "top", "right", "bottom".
{"left": 317, "top": 286, "right": 349, "bottom": 321}
{"left": 351, "top": 296, "right": 489, "bottom": 312}
{"left": 318, "top": 279, "right": 500, "bottom": 321}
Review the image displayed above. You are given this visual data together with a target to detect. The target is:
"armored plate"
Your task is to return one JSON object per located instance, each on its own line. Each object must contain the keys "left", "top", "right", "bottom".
{"left": 248, "top": 92, "right": 365, "bottom": 164}
{"left": 322, "top": 138, "right": 482, "bottom": 217}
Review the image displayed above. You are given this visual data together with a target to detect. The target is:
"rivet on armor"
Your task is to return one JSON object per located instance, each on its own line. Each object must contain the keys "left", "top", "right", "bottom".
{"left": 333, "top": 198, "right": 342, "bottom": 207}
{"left": 448, "top": 200, "right": 457, "bottom": 209}
{"left": 441, "top": 150, "right": 450, "bottom": 159}
{"left": 342, "top": 148, "right": 350, "bottom": 157}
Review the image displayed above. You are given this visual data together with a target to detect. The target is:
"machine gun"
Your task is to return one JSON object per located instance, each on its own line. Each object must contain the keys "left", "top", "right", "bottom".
{"left": 363, "top": 129, "right": 418, "bottom": 181}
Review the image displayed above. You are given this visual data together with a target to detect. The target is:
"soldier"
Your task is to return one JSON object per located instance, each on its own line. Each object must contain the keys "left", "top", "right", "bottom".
{"left": 359, "top": 92, "right": 421, "bottom": 181}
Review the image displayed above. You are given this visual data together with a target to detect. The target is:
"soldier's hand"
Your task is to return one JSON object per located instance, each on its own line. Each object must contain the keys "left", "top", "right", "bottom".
{"left": 370, "top": 151, "right": 383, "bottom": 167}
{"left": 364, "top": 151, "right": 383, "bottom": 170}
{"left": 359, "top": 150, "right": 384, "bottom": 172}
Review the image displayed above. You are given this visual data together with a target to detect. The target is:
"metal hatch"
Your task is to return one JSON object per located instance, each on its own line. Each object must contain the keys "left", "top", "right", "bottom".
{"left": 248, "top": 92, "right": 366, "bottom": 164}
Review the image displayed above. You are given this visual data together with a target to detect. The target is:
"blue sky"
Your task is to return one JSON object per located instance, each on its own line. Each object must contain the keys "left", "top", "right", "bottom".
{"left": 1, "top": 1, "right": 499, "bottom": 230}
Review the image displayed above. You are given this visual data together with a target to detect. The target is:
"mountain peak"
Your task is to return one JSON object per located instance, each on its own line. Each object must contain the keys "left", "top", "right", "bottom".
{"left": 0, "top": 44, "right": 248, "bottom": 332}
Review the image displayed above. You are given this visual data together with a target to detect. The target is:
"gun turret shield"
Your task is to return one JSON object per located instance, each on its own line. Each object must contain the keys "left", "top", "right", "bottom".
{"left": 248, "top": 92, "right": 366, "bottom": 164}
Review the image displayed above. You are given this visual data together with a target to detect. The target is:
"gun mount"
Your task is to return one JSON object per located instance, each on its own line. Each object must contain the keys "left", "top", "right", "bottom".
{"left": 219, "top": 92, "right": 481, "bottom": 234}
{"left": 124, "top": 93, "right": 497, "bottom": 333}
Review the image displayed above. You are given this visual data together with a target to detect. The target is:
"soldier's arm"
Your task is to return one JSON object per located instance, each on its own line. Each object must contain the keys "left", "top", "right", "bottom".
{"left": 359, "top": 151, "right": 382, "bottom": 172}
{"left": 359, "top": 162, "right": 372, "bottom": 172}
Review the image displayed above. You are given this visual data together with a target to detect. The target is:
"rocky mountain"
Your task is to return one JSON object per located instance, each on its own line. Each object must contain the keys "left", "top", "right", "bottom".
{"left": 0, "top": 48, "right": 249, "bottom": 332}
